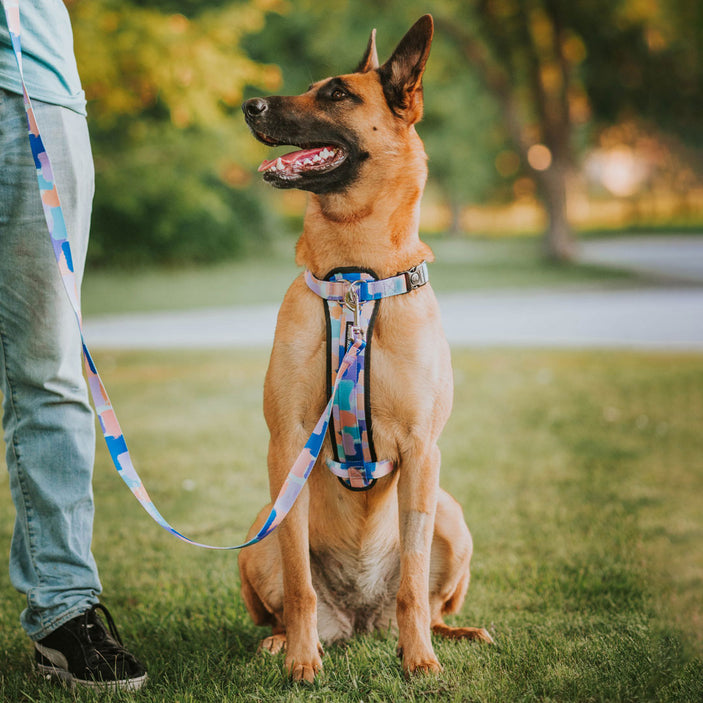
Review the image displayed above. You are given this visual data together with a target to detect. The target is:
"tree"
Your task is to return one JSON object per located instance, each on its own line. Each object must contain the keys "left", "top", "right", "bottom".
{"left": 69, "top": 0, "right": 703, "bottom": 265}
{"left": 434, "top": 1, "right": 581, "bottom": 260}
{"left": 435, "top": 0, "right": 703, "bottom": 261}
{"left": 420, "top": 27, "right": 502, "bottom": 236}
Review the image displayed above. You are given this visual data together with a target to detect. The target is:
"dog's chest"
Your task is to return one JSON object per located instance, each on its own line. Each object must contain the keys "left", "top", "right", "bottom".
{"left": 310, "top": 537, "right": 400, "bottom": 640}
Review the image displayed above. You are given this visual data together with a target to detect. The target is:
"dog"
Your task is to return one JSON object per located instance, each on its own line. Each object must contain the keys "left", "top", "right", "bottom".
{"left": 239, "top": 15, "right": 492, "bottom": 682}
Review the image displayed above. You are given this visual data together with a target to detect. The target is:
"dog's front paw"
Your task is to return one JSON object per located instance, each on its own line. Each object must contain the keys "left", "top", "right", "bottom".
{"left": 403, "top": 655, "right": 443, "bottom": 676}
{"left": 290, "top": 660, "right": 322, "bottom": 683}
{"left": 397, "top": 644, "right": 443, "bottom": 676}
{"left": 286, "top": 642, "right": 324, "bottom": 683}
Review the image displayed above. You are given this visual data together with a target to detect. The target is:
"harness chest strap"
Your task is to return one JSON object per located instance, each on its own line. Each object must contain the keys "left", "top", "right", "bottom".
{"left": 305, "top": 263, "right": 429, "bottom": 491}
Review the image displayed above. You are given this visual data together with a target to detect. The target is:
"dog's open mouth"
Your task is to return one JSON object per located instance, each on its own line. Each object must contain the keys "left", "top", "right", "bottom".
{"left": 257, "top": 143, "right": 347, "bottom": 181}
{"left": 245, "top": 116, "right": 361, "bottom": 193}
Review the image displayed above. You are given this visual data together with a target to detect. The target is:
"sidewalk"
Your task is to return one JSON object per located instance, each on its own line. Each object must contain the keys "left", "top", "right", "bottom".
{"left": 438, "top": 287, "right": 703, "bottom": 349}
{"left": 579, "top": 235, "right": 703, "bottom": 284}
{"left": 82, "top": 236, "right": 703, "bottom": 352}
{"left": 83, "top": 287, "right": 703, "bottom": 351}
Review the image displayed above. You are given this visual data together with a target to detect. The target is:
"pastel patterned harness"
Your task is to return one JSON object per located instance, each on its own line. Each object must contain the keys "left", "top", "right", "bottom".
{"left": 305, "top": 264, "right": 429, "bottom": 490}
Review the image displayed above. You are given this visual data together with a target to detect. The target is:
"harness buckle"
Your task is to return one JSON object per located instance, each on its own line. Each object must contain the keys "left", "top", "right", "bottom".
{"left": 404, "top": 263, "right": 428, "bottom": 291}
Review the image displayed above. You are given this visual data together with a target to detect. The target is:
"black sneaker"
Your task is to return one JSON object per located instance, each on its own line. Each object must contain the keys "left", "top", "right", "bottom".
{"left": 34, "top": 603, "right": 147, "bottom": 690}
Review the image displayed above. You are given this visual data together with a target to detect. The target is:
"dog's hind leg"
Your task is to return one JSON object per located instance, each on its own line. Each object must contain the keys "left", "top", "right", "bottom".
{"left": 428, "top": 490, "right": 494, "bottom": 644}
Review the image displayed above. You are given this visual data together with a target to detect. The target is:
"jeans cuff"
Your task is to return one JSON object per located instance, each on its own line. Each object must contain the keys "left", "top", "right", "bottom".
{"left": 26, "top": 598, "right": 100, "bottom": 642}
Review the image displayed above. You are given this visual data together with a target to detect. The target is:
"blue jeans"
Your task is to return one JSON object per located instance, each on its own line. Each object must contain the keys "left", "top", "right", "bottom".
{"left": 0, "top": 88, "right": 101, "bottom": 640}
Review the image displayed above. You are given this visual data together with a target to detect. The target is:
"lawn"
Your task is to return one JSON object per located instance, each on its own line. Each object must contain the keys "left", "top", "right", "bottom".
{"left": 1, "top": 347, "right": 701, "bottom": 702}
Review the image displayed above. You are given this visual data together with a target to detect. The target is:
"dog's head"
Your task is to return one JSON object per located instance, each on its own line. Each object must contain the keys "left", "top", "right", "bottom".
{"left": 242, "top": 15, "right": 434, "bottom": 196}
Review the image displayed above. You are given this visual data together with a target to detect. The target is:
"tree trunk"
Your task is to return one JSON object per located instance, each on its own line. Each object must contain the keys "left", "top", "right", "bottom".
{"left": 535, "top": 157, "right": 576, "bottom": 262}
{"left": 448, "top": 198, "right": 464, "bottom": 238}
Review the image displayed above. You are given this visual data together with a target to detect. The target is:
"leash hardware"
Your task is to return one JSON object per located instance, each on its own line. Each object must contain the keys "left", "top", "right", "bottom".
{"left": 344, "top": 279, "right": 364, "bottom": 337}
{"left": 404, "top": 262, "right": 428, "bottom": 291}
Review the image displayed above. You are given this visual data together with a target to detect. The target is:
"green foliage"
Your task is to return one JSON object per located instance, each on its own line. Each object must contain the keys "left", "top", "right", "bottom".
{"left": 70, "top": 0, "right": 284, "bottom": 266}
{"left": 88, "top": 125, "right": 276, "bottom": 266}
{"left": 422, "top": 39, "right": 502, "bottom": 215}
{"left": 65, "top": 0, "right": 703, "bottom": 265}
{"left": 576, "top": 0, "right": 703, "bottom": 145}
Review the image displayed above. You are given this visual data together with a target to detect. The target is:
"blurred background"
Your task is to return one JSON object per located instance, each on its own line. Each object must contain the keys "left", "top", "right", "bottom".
{"left": 2, "top": 5, "right": 702, "bottom": 696}
{"left": 65, "top": 0, "right": 702, "bottom": 271}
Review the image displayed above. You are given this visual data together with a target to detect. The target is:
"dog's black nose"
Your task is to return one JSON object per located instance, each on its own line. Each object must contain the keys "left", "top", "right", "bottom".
{"left": 243, "top": 98, "right": 269, "bottom": 118}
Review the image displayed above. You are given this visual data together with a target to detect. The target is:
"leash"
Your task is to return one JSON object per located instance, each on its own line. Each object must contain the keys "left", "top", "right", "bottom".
{"left": 1, "top": 0, "right": 368, "bottom": 550}
{"left": 305, "top": 265, "right": 429, "bottom": 490}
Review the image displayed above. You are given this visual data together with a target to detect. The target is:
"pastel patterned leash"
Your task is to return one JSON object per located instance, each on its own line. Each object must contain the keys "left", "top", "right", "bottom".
{"left": 2, "top": 0, "right": 365, "bottom": 550}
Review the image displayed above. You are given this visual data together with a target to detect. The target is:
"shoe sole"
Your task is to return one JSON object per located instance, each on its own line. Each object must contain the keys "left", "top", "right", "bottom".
{"left": 36, "top": 662, "right": 148, "bottom": 691}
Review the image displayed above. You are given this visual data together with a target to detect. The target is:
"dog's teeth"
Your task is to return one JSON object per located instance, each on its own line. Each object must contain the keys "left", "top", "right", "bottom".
{"left": 276, "top": 157, "right": 284, "bottom": 170}
{"left": 304, "top": 158, "right": 313, "bottom": 166}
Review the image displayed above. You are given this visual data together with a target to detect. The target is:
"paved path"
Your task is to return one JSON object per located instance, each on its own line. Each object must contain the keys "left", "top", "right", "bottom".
{"left": 83, "top": 286, "right": 703, "bottom": 351}
{"left": 579, "top": 235, "right": 703, "bottom": 283}
{"left": 83, "top": 236, "right": 703, "bottom": 352}
{"left": 438, "top": 287, "right": 702, "bottom": 349}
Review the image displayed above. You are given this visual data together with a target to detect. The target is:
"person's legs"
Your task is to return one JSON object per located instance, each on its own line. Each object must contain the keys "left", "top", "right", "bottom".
{"left": 0, "top": 88, "right": 101, "bottom": 641}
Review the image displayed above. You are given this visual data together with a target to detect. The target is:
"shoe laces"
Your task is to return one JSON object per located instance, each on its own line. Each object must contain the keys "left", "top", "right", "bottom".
{"left": 81, "top": 603, "right": 123, "bottom": 647}
{"left": 78, "top": 604, "right": 138, "bottom": 671}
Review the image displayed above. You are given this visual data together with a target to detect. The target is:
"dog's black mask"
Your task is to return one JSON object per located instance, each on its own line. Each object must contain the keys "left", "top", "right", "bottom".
{"left": 242, "top": 82, "right": 370, "bottom": 195}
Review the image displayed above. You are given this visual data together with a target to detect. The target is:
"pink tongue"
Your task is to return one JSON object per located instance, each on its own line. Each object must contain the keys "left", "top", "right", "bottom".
{"left": 258, "top": 146, "right": 331, "bottom": 173}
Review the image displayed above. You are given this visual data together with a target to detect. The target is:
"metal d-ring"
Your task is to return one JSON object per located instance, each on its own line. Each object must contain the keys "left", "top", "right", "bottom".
{"left": 344, "top": 279, "right": 363, "bottom": 332}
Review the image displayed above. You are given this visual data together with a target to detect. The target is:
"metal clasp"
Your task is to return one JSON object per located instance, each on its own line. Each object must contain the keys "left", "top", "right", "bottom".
{"left": 404, "top": 263, "right": 428, "bottom": 291}
{"left": 344, "top": 279, "right": 364, "bottom": 338}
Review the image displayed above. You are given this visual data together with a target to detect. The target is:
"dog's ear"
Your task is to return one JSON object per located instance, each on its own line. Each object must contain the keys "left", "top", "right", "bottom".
{"left": 378, "top": 15, "right": 433, "bottom": 124}
{"left": 355, "top": 28, "right": 379, "bottom": 73}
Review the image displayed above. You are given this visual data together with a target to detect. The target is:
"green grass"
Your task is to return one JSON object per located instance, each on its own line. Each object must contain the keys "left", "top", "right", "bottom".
{"left": 81, "top": 236, "right": 642, "bottom": 316}
{"left": 1, "top": 348, "right": 702, "bottom": 701}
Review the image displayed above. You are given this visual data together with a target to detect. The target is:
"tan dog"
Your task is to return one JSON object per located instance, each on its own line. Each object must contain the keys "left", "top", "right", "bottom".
{"left": 239, "top": 15, "right": 492, "bottom": 682}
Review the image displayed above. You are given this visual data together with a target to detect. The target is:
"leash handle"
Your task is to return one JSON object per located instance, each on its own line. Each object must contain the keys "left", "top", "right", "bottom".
{"left": 2, "top": 0, "right": 349, "bottom": 550}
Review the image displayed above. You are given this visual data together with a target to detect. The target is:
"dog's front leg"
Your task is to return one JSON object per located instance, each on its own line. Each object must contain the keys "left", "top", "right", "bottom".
{"left": 272, "top": 467, "right": 323, "bottom": 683}
{"left": 396, "top": 444, "right": 442, "bottom": 674}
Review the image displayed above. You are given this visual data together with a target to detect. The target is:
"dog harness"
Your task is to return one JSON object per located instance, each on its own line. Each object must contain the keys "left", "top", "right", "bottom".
{"left": 305, "top": 263, "right": 429, "bottom": 490}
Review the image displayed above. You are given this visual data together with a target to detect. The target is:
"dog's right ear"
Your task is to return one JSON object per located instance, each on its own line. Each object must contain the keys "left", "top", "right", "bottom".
{"left": 378, "top": 15, "right": 434, "bottom": 124}
{"left": 355, "top": 28, "right": 379, "bottom": 73}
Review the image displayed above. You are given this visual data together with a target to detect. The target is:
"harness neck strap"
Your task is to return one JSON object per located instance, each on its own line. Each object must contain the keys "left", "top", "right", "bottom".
{"left": 305, "top": 262, "right": 429, "bottom": 303}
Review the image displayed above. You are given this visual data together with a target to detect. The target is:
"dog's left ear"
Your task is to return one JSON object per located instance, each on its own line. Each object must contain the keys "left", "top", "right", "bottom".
{"left": 378, "top": 14, "right": 434, "bottom": 124}
{"left": 355, "top": 28, "right": 379, "bottom": 73}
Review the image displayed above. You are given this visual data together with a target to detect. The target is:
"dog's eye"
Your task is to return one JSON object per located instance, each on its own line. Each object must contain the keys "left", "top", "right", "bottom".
{"left": 330, "top": 88, "right": 348, "bottom": 101}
